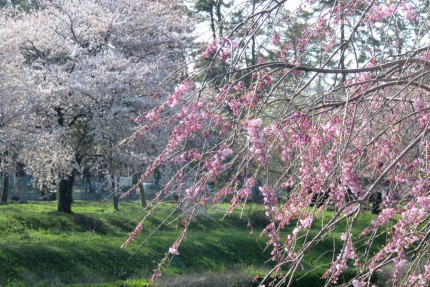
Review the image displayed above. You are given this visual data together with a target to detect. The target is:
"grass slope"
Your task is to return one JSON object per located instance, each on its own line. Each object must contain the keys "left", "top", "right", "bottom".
{"left": 0, "top": 201, "right": 381, "bottom": 287}
{"left": 0, "top": 201, "right": 271, "bottom": 286}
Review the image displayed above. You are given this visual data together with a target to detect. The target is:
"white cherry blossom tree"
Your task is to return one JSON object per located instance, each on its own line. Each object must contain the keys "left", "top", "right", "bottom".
{"left": 0, "top": 0, "right": 190, "bottom": 212}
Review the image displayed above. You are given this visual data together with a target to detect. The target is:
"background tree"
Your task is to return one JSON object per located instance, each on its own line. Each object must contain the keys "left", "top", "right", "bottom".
{"left": 0, "top": 11, "right": 34, "bottom": 203}
{"left": 0, "top": 0, "right": 189, "bottom": 212}
{"left": 0, "top": 0, "right": 38, "bottom": 10}
{"left": 193, "top": 0, "right": 232, "bottom": 41}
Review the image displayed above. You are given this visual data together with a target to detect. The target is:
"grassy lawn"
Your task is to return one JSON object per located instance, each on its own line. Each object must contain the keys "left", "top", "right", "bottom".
{"left": 0, "top": 200, "right": 381, "bottom": 286}
{"left": 0, "top": 201, "right": 273, "bottom": 286}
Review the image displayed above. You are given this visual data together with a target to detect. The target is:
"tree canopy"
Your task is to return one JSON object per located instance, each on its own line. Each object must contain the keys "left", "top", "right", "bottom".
{"left": 0, "top": 0, "right": 190, "bottom": 211}
{"left": 124, "top": 0, "right": 430, "bottom": 286}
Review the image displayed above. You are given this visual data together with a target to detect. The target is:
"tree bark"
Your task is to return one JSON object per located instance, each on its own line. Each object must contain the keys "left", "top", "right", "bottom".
{"left": 209, "top": 8, "right": 216, "bottom": 41}
{"left": 1, "top": 173, "right": 9, "bottom": 203}
{"left": 58, "top": 175, "right": 74, "bottom": 213}
{"left": 113, "top": 194, "right": 119, "bottom": 211}
{"left": 339, "top": 11, "right": 346, "bottom": 84}
{"left": 112, "top": 174, "right": 119, "bottom": 211}
{"left": 138, "top": 183, "right": 147, "bottom": 208}
{"left": 215, "top": 1, "right": 223, "bottom": 38}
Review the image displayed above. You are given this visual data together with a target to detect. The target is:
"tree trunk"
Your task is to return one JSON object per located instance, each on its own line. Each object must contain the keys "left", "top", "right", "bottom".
{"left": 138, "top": 183, "right": 147, "bottom": 208}
{"left": 371, "top": 192, "right": 382, "bottom": 215}
{"left": 209, "top": 8, "right": 216, "bottom": 41}
{"left": 112, "top": 174, "right": 119, "bottom": 211}
{"left": 215, "top": 1, "right": 223, "bottom": 37}
{"left": 1, "top": 173, "right": 9, "bottom": 203}
{"left": 113, "top": 194, "right": 119, "bottom": 211}
{"left": 58, "top": 176, "right": 74, "bottom": 213}
{"left": 251, "top": 0, "right": 256, "bottom": 67}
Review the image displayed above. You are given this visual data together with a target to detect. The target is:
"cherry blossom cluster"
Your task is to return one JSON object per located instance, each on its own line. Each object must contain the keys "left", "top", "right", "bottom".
{"left": 205, "top": 146, "right": 233, "bottom": 178}
{"left": 323, "top": 232, "right": 358, "bottom": 284}
{"left": 167, "top": 81, "right": 195, "bottom": 108}
{"left": 244, "top": 118, "right": 267, "bottom": 165}
{"left": 117, "top": 0, "right": 430, "bottom": 285}
{"left": 200, "top": 38, "right": 238, "bottom": 61}
{"left": 121, "top": 223, "right": 143, "bottom": 248}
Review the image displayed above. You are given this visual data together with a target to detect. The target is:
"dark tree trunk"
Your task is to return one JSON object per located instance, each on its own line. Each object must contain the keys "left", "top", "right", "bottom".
{"left": 215, "top": 1, "right": 223, "bottom": 37}
{"left": 112, "top": 174, "right": 119, "bottom": 211}
{"left": 138, "top": 183, "right": 147, "bottom": 208}
{"left": 371, "top": 192, "right": 382, "bottom": 215}
{"left": 113, "top": 195, "right": 119, "bottom": 211}
{"left": 133, "top": 173, "right": 147, "bottom": 208}
{"left": 55, "top": 104, "right": 75, "bottom": 213}
{"left": 209, "top": 8, "right": 216, "bottom": 41}
{"left": 114, "top": 195, "right": 119, "bottom": 211}
{"left": 58, "top": 176, "right": 74, "bottom": 213}
{"left": 251, "top": 0, "right": 256, "bottom": 67}
{"left": 339, "top": 17, "right": 346, "bottom": 84}
{"left": 1, "top": 173, "right": 9, "bottom": 203}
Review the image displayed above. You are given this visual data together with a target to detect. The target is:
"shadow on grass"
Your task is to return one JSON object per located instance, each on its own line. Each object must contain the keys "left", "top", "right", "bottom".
{"left": 0, "top": 241, "right": 151, "bottom": 286}
{"left": 0, "top": 227, "right": 271, "bottom": 286}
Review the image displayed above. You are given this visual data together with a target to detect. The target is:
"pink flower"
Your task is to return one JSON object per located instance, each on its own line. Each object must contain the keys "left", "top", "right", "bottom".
{"left": 340, "top": 232, "right": 350, "bottom": 241}
{"left": 220, "top": 39, "right": 238, "bottom": 61}
{"left": 234, "top": 81, "right": 243, "bottom": 91}
{"left": 245, "top": 118, "right": 267, "bottom": 164}
{"left": 299, "top": 215, "right": 313, "bottom": 228}
{"left": 352, "top": 279, "right": 366, "bottom": 287}
{"left": 167, "top": 95, "right": 179, "bottom": 107}
{"left": 237, "top": 178, "right": 256, "bottom": 199}
{"left": 220, "top": 148, "right": 233, "bottom": 157}
{"left": 201, "top": 41, "right": 218, "bottom": 59}
{"left": 248, "top": 118, "right": 262, "bottom": 128}
{"left": 414, "top": 98, "right": 425, "bottom": 111}
{"left": 169, "top": 247, "right": 179, "bottom": 256}
{"left": 271, "top": 32, "right": 280, "bottom": 45}
{"left": 121, "top": 223, "right": 143, "bottom": 248}
{"left": 167, "top": 81, "right": 195, "bottom": 107}
{"left": 175, "top": 82, "right": 195, "bottom": 95}
{"left": 227, "top": 99, "right": 242, "bottom": 117}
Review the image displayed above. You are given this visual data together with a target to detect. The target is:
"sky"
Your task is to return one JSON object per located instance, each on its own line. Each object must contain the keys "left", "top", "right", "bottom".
{"left": 192, "top": 0, "right": 301, "bottom": 43}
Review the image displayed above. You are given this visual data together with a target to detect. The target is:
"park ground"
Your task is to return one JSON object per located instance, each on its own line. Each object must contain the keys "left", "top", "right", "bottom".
{"left": 0, "top": 200, "right": 382, "bottom": 287}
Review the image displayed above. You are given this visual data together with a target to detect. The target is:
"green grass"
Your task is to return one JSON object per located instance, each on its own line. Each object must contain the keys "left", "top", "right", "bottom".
{"left": 0, "top": 201, "right": 272, "bottom": 286}
{"left": 0, "top": 201, "right": 382, "bottom": 287}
